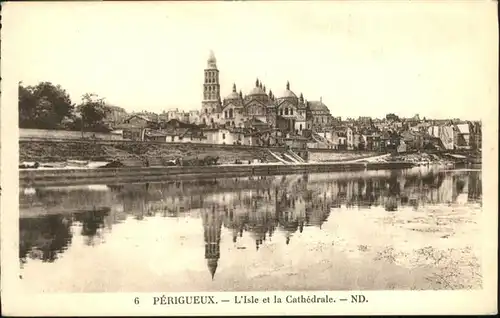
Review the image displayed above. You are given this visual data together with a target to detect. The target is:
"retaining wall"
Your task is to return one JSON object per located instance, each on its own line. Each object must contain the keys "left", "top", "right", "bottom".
{"left": 20, "top": 128, "right": 123, "bottom": 140}
{"left": 20, "top": 162, "right": 415, "bottom": 187}
{"left": 308, "top": 150, "right": 381, "bottom": 162}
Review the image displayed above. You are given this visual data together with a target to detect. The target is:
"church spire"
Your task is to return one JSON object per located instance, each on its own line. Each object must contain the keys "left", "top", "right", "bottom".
{"left": 207, "top": 50, "right": 217, "bottom": 69}
{"left": 255, "top": 78, "right": 259, "bottom": 87}
{"left": 286, "top": 81, "right": 290, "bottom": 90}
{"left": 202, "top": 209, "right": 222, "bottom": 281}
{"left": 232, "top": 83, "right": 237, "bottom": 92}
{"left": 207, "top": 259, "right": 218, "bottom": 280}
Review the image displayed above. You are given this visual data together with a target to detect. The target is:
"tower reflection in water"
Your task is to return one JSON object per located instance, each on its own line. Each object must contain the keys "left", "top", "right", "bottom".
{"left": 203, "top": 206, "right": 223, "bottom": 280}
{"left": 19, "top": 169, "right": 482, "bottom": 278}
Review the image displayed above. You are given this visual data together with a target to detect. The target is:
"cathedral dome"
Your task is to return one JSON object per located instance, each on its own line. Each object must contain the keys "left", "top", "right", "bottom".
{"left": 307, "top": 101, "right": 329, "bottom": 113}
{"left": 225, "top": 91, "right": 240, "bottom": 100}
{"left": 279, "top": 89, "right": 297, "bottom": 99}
{"left": 247, "top": 78, "right": 268, "bottom": 97}
{"left": 247, "top": 86, "right": 267, "bottom": 96}
{"left": 277, "top": 81, "right": 297, "bottom": 99}
{"left": 225, "top": 83, "right": 240, "bottom": 100}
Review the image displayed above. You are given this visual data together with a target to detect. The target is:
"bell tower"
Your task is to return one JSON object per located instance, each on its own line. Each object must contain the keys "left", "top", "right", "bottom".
{"left": 202, "top": 206, "right": 223, "bottom": 280}
{"left": 201, "top": 50, "right": 221, "bottom": 120}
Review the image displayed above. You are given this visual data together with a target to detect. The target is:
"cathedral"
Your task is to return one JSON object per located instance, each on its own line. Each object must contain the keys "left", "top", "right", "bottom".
{"left": 200, "top": 51, "right": 332, "bottom": 135}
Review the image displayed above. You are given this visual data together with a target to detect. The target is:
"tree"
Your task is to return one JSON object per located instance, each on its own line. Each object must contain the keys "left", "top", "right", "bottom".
{"left": 385, "top": 113, "right": 399, "bottom": 122}
{"left": 18, "top": 82, "right": 74, "bottom": 129}
{"left": 18, "top": 84, "right": 38, "bottom": 128}
{"left": 77, "top": 93, "right": 111, "bottom": 132}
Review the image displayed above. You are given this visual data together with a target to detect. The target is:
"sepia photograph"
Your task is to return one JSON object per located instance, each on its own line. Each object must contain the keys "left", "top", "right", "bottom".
{"left": 1, "top": 0, "right": 497, "bottom": 316}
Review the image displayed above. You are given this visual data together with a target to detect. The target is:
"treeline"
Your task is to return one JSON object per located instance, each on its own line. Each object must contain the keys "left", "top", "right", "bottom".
{"left": 19, "top": 82, "right": 117, "bottom": 132}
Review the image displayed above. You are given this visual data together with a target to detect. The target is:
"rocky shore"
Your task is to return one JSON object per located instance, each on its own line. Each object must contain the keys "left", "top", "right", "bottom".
{"left": 368, "top": 151, "right": 481, "bottom": 166}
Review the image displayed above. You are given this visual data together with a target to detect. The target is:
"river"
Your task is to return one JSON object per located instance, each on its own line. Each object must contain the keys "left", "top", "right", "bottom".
{"left": 19, "top": 165, "right": 482, "bottom": 292}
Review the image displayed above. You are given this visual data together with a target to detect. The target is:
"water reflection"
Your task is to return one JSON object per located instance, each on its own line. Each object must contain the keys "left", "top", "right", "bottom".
{"left": 19, "top": 208, "right": 109, "bottom": 264}
{"left": 20, "top": 167, "right": 482, "bottom": 281}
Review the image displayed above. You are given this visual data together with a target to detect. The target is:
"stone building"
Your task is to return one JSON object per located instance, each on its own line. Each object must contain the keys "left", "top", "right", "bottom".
{"left": 200, "top": 51, "right": 222, "bottom": 126}
{"left": 199, "top": 51, "right": 330, "bottom": 136}
{"left": 307, "top": 98, "right": 333, "bottom": 131}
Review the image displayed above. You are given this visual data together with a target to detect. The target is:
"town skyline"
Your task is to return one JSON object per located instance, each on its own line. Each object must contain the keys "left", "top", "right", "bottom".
{"left": 4, "top": 1, "right": 496, "bottom": 121}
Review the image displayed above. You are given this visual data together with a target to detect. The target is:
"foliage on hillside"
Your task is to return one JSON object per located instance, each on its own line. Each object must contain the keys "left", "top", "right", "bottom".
{"left": 19, "top": 82, "right": 113, "bottom": 132}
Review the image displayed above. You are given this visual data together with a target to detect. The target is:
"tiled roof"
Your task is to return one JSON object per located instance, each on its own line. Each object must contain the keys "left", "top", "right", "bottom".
{"left": 114, "top": 123, "right": 144, "bottom": 129}
{"left": 246, "top": 117, "right": 266, "bottom": 124}
{"left": 307, "top": 101, "right": 330, "bottom": 113}
{"left": 127, "top": 114, "right": 156, "bottom": 122}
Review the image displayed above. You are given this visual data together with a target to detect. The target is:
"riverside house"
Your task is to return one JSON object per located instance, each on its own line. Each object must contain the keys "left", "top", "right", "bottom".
{"left": 428, "top": 124, "right": 455, "bottom": 150}
{"left": 144, "top": 130, "right": 168, "bottom": 142}
{"left": 163, "top": 128, "right": 206, "bottom": 143}
{"left": 401, "top": 130, "right": 425, "bottom": 151}
{"left": 454, "top": 123, "right": 471, "bottom": 149}
{"left": 117, "top": 114, "right": 158, "bottom": 141}
{"left": 469, "top": 121, "right": 482, "bottom": 150}
{"left": 203, "top": 127, "right": 235, "bottom": 145}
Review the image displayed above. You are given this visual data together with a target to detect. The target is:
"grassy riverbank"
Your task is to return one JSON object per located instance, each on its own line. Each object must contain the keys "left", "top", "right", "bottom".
{"left": 19, "top": 140, "right": 281, "bottom": 165}
{"left": 19, "top": 140, "right": 381, "bottom": 166}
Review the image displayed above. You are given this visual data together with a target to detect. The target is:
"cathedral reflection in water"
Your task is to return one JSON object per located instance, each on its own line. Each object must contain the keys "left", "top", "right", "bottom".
{"left": 19, "top": 168, "right": 482, "bottom": 279}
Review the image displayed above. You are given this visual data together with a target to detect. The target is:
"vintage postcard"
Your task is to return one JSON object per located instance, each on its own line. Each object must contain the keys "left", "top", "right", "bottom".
{"left": 1, "top": 0, "right": 498, "bottom": 316}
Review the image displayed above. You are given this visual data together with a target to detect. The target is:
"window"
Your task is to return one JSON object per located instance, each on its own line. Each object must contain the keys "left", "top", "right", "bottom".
{"left": 285, "top": 108, "right": 289, "bottom": 115}
{"left": 300, "top": 124, "right": 303, "bottom": 131}
{"left": 290, "top": 109, "right": 294, "bottom": 115}
{"left": 222, "top": 133, "right": 226, "bottom": 139}
{"left": 224, "top": 111, "right": 227, "bottom": 118}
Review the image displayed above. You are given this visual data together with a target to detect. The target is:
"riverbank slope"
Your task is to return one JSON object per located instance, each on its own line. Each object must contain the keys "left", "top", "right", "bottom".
{"left": 19, "top": 140, "right": 380, "bottom": 166}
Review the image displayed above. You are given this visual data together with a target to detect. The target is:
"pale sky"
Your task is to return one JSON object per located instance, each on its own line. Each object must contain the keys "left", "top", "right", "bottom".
{"left": 2, "top": 1, "right": 497, "bottom": 120}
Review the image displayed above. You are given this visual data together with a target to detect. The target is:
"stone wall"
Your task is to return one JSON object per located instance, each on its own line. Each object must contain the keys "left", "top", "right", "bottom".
{"left": 308, "top": 150, "right": 381, "bottom": 162}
